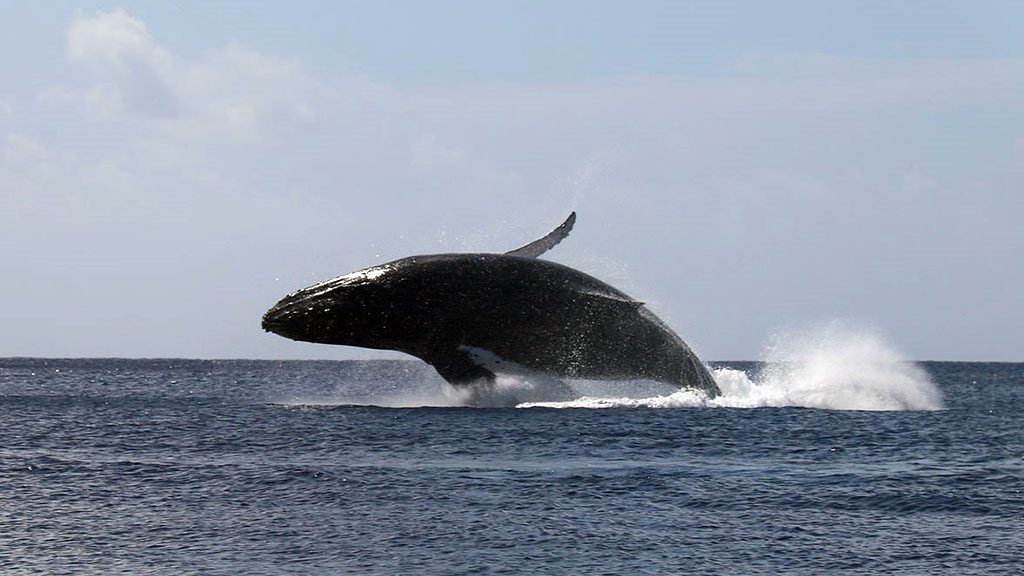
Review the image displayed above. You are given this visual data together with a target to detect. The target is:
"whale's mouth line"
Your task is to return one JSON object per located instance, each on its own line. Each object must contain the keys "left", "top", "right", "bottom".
{"left": 261, "top": 305, "right": 289, "bottom": 334}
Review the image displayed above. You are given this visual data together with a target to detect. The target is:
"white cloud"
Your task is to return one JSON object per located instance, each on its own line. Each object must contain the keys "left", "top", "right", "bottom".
{"left": 1, "top": 8, "right": 1021, "bottom": 359}
{"left": 63, "top": 11, "right": 347, "bottom": 137}
{"left": 68, "top": 8, "right": 164, "bottom": 65}
{"left": 4, "top": 133, "right": 45, "bottom": 160}
{"left": 66, "top": 8, "right": 176, "bottom": 116}
{"left": 176, "top": 43, "right": 329, "bottom": 141}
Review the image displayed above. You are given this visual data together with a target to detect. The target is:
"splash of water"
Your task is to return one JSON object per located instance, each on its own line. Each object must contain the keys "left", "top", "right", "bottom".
{"left": 443, "top": 372, "right": 575, "bottom": 407}
{"left": 521, "top": 324, "right": 944, "bottom": 411}
{"left": 737, "top": 323, "right": 944, "bottom": 410}
{"left": 276, "top": 324, "right": 944, "bottom": 411}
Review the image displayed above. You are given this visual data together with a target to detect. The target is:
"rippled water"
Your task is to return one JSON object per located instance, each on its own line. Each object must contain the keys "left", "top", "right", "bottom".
{"left": 1, "top": 358, "right": 1021, "bottom": 575}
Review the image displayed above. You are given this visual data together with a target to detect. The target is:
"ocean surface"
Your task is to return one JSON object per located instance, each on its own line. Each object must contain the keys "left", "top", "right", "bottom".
{"left": 1, "top": 354, "right": 1021, "bottom": 575}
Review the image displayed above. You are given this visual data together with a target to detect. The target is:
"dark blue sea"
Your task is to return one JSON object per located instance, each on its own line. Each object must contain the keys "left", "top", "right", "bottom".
{"left": 1, "top": 357, "right": 1021, "bottom": 575}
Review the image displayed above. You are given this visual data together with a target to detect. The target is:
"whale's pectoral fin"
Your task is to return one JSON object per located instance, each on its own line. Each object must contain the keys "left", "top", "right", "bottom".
{"left": 428, "top": 349, "right": 497, "bottom": 387}
{"left": 506, "top": 212, "right": 576, "bottom": 258}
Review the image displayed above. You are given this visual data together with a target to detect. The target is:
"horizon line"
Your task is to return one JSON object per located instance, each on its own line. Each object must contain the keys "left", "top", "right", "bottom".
{"left": 1, "top": 356, "right": 1020, "bottom": 364}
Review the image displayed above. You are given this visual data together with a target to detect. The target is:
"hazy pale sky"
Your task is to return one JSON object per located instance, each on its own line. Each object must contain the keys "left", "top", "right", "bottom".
{"left": 1, "top": 2, "right": 1021, "bottom": 361}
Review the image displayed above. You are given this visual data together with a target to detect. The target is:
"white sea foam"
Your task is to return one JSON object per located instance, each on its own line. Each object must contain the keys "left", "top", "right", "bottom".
{"left": 519, "top": 323, "right": 945, "bottom": 411}
{"left": 276, "top": 323, "right": 944, "bottom": 411}
{"left": 442, "top": 372, "right": 575, "bottom": 407}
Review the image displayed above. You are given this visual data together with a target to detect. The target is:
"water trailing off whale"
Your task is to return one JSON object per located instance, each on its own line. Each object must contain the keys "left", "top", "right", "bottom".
{"left": 262, "top": 213, "right": 720, "bottom": 401}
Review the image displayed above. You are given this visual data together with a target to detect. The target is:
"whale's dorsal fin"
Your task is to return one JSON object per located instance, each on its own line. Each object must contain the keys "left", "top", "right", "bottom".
{"left": 506, "top": 212, "right": 576, "bottom": 258}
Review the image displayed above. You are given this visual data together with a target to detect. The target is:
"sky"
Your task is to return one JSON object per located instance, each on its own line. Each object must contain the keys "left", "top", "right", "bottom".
{"left": 1, "top": 1, "right": 1022, "bottom": 361}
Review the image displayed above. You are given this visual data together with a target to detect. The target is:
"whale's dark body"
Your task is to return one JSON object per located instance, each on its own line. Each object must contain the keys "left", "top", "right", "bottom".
{"left": 262, "top": 214, "right": 719, "bottom": 399}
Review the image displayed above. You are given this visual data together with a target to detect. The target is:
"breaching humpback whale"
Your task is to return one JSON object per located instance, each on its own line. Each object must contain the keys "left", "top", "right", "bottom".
{"left": 262, "top": 213, "right": 720, "bottom": 399}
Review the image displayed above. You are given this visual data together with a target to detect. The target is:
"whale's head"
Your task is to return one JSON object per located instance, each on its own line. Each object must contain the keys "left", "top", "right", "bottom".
{"left": 262, "top": 264, "right": 397, "bottom": 347}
